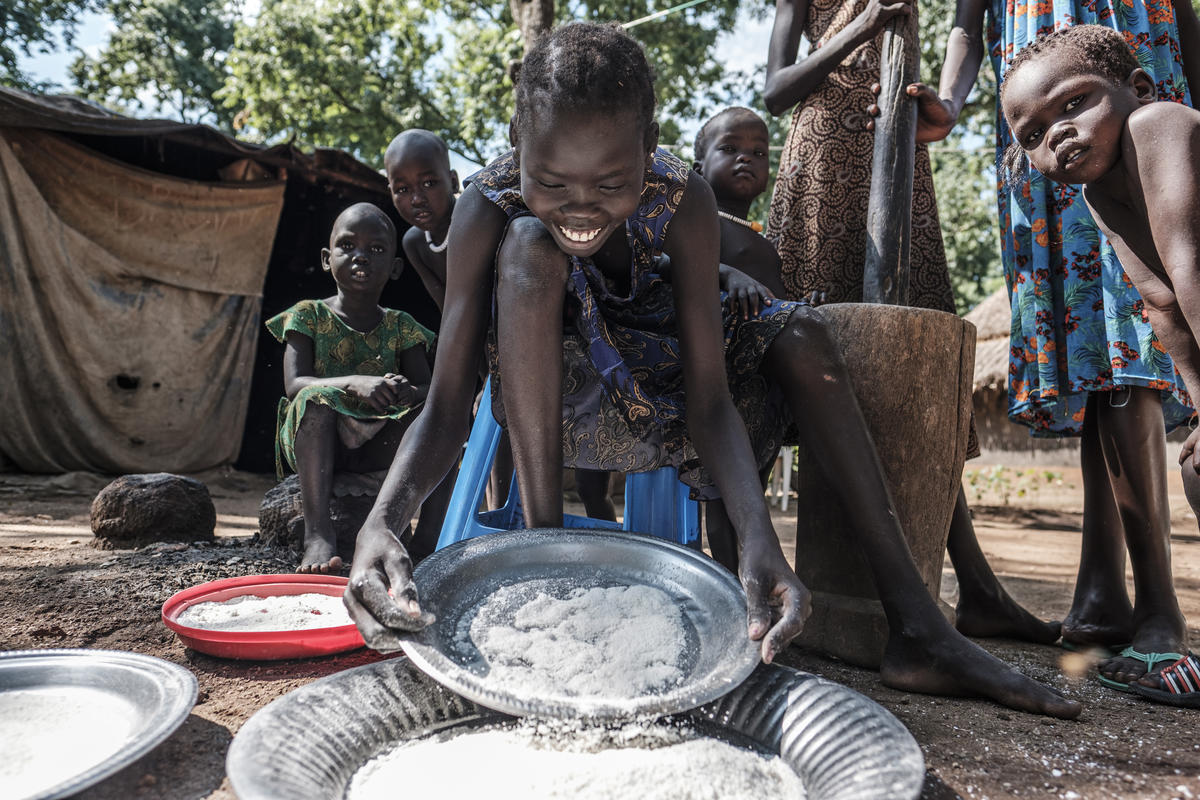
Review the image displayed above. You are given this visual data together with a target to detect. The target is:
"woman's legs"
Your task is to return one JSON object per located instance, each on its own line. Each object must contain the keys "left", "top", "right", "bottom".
{"left": 1062, "top": 392, "right": 1135, "bottom": 648}
{"left": 293, "top": 402, "right": 343, "bottom": 573}
{"left": 947, "top": 486, "right": 1061, "bottom": 644}
{"left": 494, "top": 218, "right": 568, "bottom": 527}
{"left": 760, "top": 306, "right": 1079, "bottom": 717}
{"left": 1094, "top": 388, "right": 1189, "bottom": 682}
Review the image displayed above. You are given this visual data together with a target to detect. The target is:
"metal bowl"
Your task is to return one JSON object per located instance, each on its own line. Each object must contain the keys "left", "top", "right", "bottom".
{"left": 226, "top": 657, "right": 924, "bottom": 800}
{"left": 400, "top": 528, "right": 761, "bottom": 720}
{"left": 0, "top": 649, "right": 197, "bottom": 800}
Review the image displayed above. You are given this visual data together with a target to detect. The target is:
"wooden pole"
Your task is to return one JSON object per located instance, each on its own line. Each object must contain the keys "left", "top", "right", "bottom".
{"left": 863, "top": 11, "right": 920, "bottom": 305}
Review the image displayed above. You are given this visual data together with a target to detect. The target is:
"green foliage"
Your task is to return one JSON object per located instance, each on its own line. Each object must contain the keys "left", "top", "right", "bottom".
{"left": 1, "top": 0, "right": 98, "bottom": 89}
{"left": 965, "top": 465, "right": 1066, "bottom": 506}
{"left": 69, "top": 0, "right": 239, "bottom": 125}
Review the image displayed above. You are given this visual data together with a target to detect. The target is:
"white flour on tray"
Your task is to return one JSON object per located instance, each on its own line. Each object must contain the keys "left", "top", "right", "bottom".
{"left": 177, "top": 593, "right": 351, "bottom": 632}
{"left": 347, "top": 721, "right": 807, "bottom": 800}
{"left": 464, "top": 580, "right": 687, "bottom": 699}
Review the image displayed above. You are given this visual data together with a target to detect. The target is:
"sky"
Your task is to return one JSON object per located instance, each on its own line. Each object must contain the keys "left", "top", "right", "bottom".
{"left": 17, "top": 4, "right": 775, "bottom": 175}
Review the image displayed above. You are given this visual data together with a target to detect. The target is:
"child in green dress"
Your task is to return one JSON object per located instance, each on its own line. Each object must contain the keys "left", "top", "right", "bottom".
{"left": 267, "top": 202, "right": 436, "bottom": 573}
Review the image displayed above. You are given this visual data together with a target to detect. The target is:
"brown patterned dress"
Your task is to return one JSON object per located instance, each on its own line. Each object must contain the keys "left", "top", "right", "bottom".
{"left": 766, "top": 0, "right": 953, "bottom": 312}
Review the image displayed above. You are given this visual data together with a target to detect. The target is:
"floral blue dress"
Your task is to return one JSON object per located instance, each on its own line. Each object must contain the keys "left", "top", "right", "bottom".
{"left": 989, "top": 0, "right": 1194, "bottom": 434}
{"left": 470, "top": 148, "right": 799, "bottom": 497}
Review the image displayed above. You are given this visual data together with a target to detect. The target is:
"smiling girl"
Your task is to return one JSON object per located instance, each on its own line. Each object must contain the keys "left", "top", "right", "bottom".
{"left": 344, "top": 21, "right": 1079, "bottom": 718}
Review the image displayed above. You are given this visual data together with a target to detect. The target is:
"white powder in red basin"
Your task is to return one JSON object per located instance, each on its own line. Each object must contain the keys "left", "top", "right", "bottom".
{"left": 347, "top": 721, "right": 807, "bottom": 800}
{"left": 176, "top": 592, "right": 351, "bottom": 632}
{"left": 465, "top": 580, "right": 686, "bottom": 699}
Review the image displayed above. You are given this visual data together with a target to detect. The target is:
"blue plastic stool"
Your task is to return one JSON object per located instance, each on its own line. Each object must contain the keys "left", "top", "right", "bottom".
{"left": 437, "top": 379, "right": 700, "bottom": 551}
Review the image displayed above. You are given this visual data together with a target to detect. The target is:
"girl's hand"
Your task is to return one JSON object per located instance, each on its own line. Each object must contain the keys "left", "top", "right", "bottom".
{"left": 346, "top": 375, "right": 400, "bottom": 412}
{"left": 724, "top": 269, "right": 776, "bottom": 320}
{"left": 739, "top": 541, "right": 812, "bottom": 663}
{"left": 854, "top": 0, "right": 913, "bottom": 40}
{"left": 1179, "top": 427, "right": 1200, "bottom": 472}
{"left": 344, "top": 519, "right": 435, "bottom": 651}
{"left": 864, "top": 82, "right": 959, "bottom": 144}
{"left": 383, "top": 373, "right": 424, "bottom": 407}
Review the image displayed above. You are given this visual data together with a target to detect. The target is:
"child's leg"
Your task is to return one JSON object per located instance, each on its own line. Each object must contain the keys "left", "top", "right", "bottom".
{"left": 761, "top": 306, "right": 1079, "bottom": 718}
{"left": 292, "top": 402, "right": 343, "bottom": 574}
{"left": 493, "top": 218, "right": 567, "bottom": 527}
{"left": 1062, "top": 392, "right": 1134, "bottom": 648}
{"left": 576, "top": 469, "right": 616, "bottom": 521}
{"left": 706, "top": 463, "right": 772, "bottom": 574}
{"left": 947, "top": 487, "right": 1061, "bottom": 643}
{"left": 1095, "top": 388, "right": 1188, "bottom": 683}
{"left": 409, "top": 469, "right": 456, "bottom": 562}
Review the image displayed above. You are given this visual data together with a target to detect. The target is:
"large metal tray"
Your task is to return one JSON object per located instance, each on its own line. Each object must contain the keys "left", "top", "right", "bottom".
{"left": 399, "top": 528, "right": 762, "bottom": 719}
{"left": 226, "top": 656, "right": 925, "bottom": 800}
{"left": 0, "top": 649, "right": 197, "bottom": 800}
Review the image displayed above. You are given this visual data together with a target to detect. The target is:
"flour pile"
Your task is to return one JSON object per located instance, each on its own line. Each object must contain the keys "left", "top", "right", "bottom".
{"left": 347, "top": 720, "right": 807, "bottom": 800}
{"left": 176, "top": 592, "right": 352, "bottom": 632}
{"left": 1, "top": 687, "right": 136, "bottom": 799}
{"left": 464, "top": 580, "right": 687, "bottom": 700}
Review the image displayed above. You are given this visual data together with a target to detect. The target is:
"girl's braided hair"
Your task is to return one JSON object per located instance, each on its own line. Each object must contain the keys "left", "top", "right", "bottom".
{"left": 511, "top": 22, "right": 657, "bottom": 151}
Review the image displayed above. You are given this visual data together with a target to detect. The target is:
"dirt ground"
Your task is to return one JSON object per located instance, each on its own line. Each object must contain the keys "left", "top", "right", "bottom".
{"left": 2, "top": 464, "right": 1199, "bottom": 800}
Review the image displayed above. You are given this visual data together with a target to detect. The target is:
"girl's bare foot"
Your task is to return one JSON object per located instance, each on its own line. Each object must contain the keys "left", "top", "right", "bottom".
{"left": 880, "top": 627, "right": 1082, "bottom": 719}
{"left": 955, "top": 590, "right": 1062, "bottom": 645}
{"left": 298, "top": 529, "right": 344, "bottom": 574}
{"left": 1061, "top": 599, "right": 1134, "bottom": 650}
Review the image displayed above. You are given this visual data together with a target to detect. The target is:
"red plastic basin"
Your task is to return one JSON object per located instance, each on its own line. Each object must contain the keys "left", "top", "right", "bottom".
{"left": 161, "top": 574, "right": 365, "bottom": 660}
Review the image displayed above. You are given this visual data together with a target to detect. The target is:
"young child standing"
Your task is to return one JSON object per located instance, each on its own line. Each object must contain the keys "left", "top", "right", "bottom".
{"left": 345, "top": 21, "right": 1078, "bottom": 718}
{"left": 1000, "top": 24, "right": 1194, "bottom": 696}
{"left": 267, "top": 203, "right": 436, "bottom": 573}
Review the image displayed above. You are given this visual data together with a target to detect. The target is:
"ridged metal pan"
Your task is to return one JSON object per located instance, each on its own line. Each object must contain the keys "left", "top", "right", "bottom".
{"left": 1, "top": 649, "right": 197, "bottom": 800}
{"left": 400, "top": 528, "right": 762, "bottom": 720}
{"left": 227, "top": 657, "right": 924, "bottom": 800}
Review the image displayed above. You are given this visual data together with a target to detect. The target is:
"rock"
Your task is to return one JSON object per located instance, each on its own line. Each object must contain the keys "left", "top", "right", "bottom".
{"left": 91, "top": 473, "right": 216, "bottom": 548}
{"left": 256, "top": 474, "right": 381, "bottom": 561}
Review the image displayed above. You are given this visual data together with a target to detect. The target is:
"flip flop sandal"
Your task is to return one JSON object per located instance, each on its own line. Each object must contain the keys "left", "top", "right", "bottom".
{"left": 1096, "top": 646, "right": 1185, "bottom": 693}
{"left": 1129, "top": 653, "right": 1200, "bottom": 708}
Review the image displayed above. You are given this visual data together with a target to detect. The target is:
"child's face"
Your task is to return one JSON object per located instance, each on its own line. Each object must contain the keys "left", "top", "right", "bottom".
{"left": 385, "top": 144, "right": 458, "bottom": 232}
{"left": 1002, "top": 53, "right": 1152, "bottom": 185}
{"left": 695, "top": 115, "right": 769, "bottom": 203}
{"left": 517, "top": 107, "right": 654, "bottom": 259}
{"left": 321, "top": 211, "right": 400, "bottom": 295}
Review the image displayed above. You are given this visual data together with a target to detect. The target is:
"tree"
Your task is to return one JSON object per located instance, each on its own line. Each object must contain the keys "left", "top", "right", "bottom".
{"left": 69, "top": 0, "right": 239, "bottom": 126}
{"left": 1, "top": 0, "right": 98, "bottom": 89}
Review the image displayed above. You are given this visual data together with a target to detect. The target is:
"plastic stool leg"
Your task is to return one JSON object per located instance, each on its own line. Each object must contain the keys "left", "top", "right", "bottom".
{"left": 780, "top": 446, "right": 794, "bottom": 512}
{"left": 437, "top": 381, "right": 505, "bottom": 550}
{"left": 622, "top": 467, "right": 699, "bottom": 547}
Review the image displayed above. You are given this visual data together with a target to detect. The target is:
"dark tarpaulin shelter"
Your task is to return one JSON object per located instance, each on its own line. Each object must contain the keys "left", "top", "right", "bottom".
{"left": 0, "top": 86, "right": 438, "bottom": 474}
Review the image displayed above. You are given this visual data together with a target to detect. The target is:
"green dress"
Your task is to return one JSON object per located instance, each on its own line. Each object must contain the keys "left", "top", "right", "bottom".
{"left": 266, "top": 299, "right": 435, "bottom": 477}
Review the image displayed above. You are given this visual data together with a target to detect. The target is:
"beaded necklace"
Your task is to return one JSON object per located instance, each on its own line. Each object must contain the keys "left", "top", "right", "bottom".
{"left": 717, "top": 210, "right": 764, "bottom": 234}
{"left": 425, "top": 230, "right": 448, "bottom": 254}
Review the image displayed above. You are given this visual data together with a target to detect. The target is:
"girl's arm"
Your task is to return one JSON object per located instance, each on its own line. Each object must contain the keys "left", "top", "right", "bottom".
{"left": 345, "top": 184, "right": 509, "bottom": 648}
{"left": 387, "top": 343, "right": 434, "bottom": 406}
{"left": 1174, "top": 0, "right": 1200, "bottom": 105}
{"left": 402, "top": 228, "right": 448, "bottom": 313}
{"left": 764, "top": 0, "right": 914, "bottom": 117}
{"left": 282, "top": 332, "right": 400, "bottom": 412}
{"left": 663, "top": 174, "right": 811, "bottom": 662}
{"left": 1129, "top": 107, "right": 1200, "bottom": 402}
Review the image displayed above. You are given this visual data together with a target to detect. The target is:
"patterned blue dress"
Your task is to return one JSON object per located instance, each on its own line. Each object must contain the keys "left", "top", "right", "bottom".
{"left": 989, "top": 0, "right": 1194, "bottom": 434}
{"left": 470, "top": 148, "right": 799, "bottom": 497}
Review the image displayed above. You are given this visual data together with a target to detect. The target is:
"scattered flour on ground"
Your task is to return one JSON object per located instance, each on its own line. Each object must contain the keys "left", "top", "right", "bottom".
{"left": 465, "top": 580, "right": 687, "bottom": 699}
{"left": 1, "top": 687, "right": 136, "bottom": 799}
{"left": 176, "top": 592, "right": 351, "bottom": 631}
{"left": 347, "top": 720, "right": 807, "bottom": 800}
